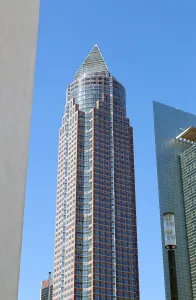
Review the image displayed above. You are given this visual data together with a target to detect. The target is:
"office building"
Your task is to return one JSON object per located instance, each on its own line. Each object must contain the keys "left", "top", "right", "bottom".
{"left": 0, "top": 1, "right": 39, "bottom": 300}
{"left": 53, "top": 45, "right": 139, "bottom": 299}
{"left": 40, "top": 277, "right": 53, "bottom": 300}
{"left": 153, "top": 101, "right": 196, "bottom": 300}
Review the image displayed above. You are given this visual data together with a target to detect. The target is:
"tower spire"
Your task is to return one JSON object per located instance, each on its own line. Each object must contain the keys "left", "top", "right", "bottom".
{"left": 75, "top": 44, "right": 108, "bottom": 78}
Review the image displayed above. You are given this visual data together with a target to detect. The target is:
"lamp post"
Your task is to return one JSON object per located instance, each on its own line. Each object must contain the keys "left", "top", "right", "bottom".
{"left": 163, "top": 213, "right": 178, "bottom": 300}
{"left": 48, "top": 272, "right": 51, "bottom": 300}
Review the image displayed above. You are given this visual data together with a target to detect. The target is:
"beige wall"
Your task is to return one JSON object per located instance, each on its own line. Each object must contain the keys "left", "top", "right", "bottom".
{"left": 0, "top": 1, "right": 40, "bottom": 299}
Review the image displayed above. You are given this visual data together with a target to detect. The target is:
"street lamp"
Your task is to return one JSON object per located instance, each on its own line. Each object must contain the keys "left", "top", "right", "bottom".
{"left": 163, "top": 213, "right": 178, "bottom": 300}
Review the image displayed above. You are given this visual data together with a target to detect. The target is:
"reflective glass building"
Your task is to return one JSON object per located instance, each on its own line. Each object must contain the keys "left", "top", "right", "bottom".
{"left": 53, "top": 45, "right": 139, "bottom": 300}
{"left": 153, "top": 101, "right": 196, "bottom": 300}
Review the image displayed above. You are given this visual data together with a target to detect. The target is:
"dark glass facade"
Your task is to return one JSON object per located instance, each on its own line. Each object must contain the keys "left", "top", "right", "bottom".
{"left": 53, "top": 45, "right": 139, "bottom": 300}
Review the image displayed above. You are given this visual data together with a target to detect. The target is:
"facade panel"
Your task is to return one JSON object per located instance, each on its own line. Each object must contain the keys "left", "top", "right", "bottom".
{"left": 0, "top": 1, "right": 39, "bottom": 299}
{"left": 180, "top": 144, "right": 196, "bottom": 299}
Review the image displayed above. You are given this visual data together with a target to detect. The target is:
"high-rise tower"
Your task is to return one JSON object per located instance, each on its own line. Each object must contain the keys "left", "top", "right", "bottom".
{"left": 40, "top": 277, "right": 53, "bottom": 300}
{"left": 153, "top": 101, "right": 196, "bottom": 300}
{"left": 53, "top": 45, "right": 139, "bottom": 300}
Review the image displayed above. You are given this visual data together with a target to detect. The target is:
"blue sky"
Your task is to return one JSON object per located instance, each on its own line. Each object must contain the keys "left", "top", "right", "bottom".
{"left": 18, "top": 0, "right": 196, "bottom": 299}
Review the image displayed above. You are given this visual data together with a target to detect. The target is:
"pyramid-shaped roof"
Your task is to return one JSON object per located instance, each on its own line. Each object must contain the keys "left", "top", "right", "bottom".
{"left": 75, "top": 45, "right": 108, "bottom": 79}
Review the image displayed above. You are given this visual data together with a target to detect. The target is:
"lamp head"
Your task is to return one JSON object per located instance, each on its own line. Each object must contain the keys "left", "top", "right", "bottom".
{"left": 163, "top": 213, "right": 177, "bottom": 249}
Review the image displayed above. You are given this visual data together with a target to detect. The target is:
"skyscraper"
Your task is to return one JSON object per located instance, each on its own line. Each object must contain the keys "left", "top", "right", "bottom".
{"left": 53, "top": 45, "right": 139, "bottom": 300}
{"left": 153, "top": 101, "right": 196, "bottom": 300}
{"left": 40, "top": 277, "right": 53, "bottom": 300}
{"left": 0, "top": 1, "right": 39, "bottom": 299}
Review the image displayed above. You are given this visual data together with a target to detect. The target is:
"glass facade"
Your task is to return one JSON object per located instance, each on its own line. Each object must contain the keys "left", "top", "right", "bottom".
{"left": 153, "top": 101, "right": 196, "bottom": 300}
{"left": 180, "top": 144, "right": 196, "bottom": 299}
{"left": 53, "top": 45, "right": 139, "bottom": 300}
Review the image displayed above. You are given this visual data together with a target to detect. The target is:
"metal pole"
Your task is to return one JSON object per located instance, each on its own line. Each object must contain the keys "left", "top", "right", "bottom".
{"left": 168, "top": 248, "right": 178, "bottom": 300}
{"left": 48, "top": 272, "right": 51, "bottom": 300}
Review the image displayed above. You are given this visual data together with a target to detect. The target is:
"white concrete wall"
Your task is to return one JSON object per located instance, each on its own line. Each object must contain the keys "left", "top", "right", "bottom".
{"left": 0, "top": 1, "right": 40, "bottom": 299}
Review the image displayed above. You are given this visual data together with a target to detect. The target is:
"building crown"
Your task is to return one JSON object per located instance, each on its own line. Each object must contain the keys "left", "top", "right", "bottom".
{"left": 75, "top": 44, "right": 108, "bottom": 79}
